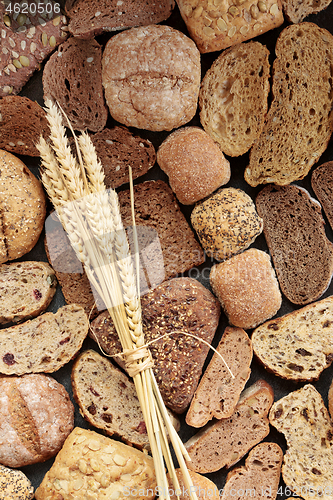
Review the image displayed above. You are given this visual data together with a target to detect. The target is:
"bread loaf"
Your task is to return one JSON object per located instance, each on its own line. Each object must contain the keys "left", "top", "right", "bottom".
{"left": 168, "top": 469, "right": 219, "bottom": 499}
{"left": 311, "top": 161, "right": 333, "bottom": 232}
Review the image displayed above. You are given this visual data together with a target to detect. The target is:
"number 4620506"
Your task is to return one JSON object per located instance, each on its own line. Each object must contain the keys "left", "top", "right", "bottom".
{"left": 5, "top": 2, "right": 61, "bottom": 15}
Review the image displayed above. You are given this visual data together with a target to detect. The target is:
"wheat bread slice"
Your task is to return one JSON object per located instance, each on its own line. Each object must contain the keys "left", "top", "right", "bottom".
{"left": 256, "top": 185, "right": 333, "bottom": 305}
{"left": 269, "top": 385, "right": 333, "bottom": 500}
{"left": 281, "top": 0, "right": 333, "bottom": 23}
{"left": 311, "top": 161, "right": 333, "bottom": 232}
{"left": 252, "top": 296, "right": 333, "bottom": 381}
{"left": 199, "top": 41, "right": 270, "bottom": 157}
{"left": 245, "top": 23, "right": 333, "bottom": 186}
{"left": 186, "top": 327, "right": 253, "bottom": 428}
{"left": 185, "top": 380, "right": 274, "bottom": 473}
{"left": 0, "top": 304, "right": 88, "bottom": 375}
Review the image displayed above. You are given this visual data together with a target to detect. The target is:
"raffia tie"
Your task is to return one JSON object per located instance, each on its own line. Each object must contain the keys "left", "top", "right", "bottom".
{"left": 121, "top": 347, "right": 154, "bottom": 377}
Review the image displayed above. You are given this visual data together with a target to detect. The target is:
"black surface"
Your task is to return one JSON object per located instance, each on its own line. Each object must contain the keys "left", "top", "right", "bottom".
{"left": 10, "top": 0, "right": 333, "bottom": 495}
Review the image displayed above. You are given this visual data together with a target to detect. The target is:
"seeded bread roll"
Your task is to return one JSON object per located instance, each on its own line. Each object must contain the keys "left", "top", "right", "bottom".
{"left": 269, "top": 385, "right": 333, "bottom": 500}
{"left": 199, "top": 41, "right": 270, "bottom": 156}
{"left": 186, "top": 327, "right": 253, "bottom": 428}
{"left": 185, "top": 380, "right": 274, "bottom": 473}
{"left": 0, "top": 261, "right": 56, "bottom": 325}
{"left": 157, "top": 127, "right": 230, "bottom": 205}
{"left": 311, "top": 161, "right": 333, "bottom": 233}
{"left": 0, "top": 465, "right": 34, "bottom": 499}
{"left": 176, "top": 0, "right": 283, "bottom": 53}
{"left": 281, "top": 0, "right": 333, "bottom": 22}
{"left": 0, "top": 373, "right": 74, "bottom": 468}
{"left": 210, "top": 249, "right": 282, "bottom": 330}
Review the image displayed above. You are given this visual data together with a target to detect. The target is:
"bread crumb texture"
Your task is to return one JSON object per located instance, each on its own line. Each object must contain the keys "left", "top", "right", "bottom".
{"left": 281, "top": 0, "right": 332, "bottom": 23}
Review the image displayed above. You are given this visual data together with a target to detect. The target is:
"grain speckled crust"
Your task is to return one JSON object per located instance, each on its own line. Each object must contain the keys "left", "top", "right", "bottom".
{"left": 0, "top": 465, "right": 34, "bottom": 499}
{"left": 0, "top": 150, "right": 46, "bottom": 264}
{"left": 157, "top": 127, "right": 230, "bottom": 205}
{"left": 35, "top": 427, "right": 157, "bottom": 500}
{"left": 281, "top": 0, "right": 332, "bottom": 22}
{"left": 90, "top": 277, "right": 220, "bottom": 414}
{"left": 191, "top": 187, "right": 263, "bottom": 261}
{"left": 269, "top": 385, "right": 333, "bottom": 500}
{"left": 102, "top": 24, "right": 201, "bottom": 131}
{"left": 210, "top": 248, "right": 281, "bottom": 330}
{"left": 176, "top": 0, "right": 283, "bottom": 53}
{"left": 0, "top": 374, "right": 74, "bottom": 468}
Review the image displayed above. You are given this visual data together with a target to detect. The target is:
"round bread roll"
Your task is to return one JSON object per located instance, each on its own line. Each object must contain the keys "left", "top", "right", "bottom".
{"left": 0, "top": 150, "right": 46, "bottom": 264}
{"left": 0, "top": 373, "right": 74, "bottom": 467}
{"left": 0, "top": 465, "right": 34, "bottom": 499}
{"left": 102, "top": 25, "right": 201, "bottom": 131}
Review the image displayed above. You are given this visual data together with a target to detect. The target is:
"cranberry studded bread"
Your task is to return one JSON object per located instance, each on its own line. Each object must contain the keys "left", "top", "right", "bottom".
{"left": 245, "top": 23, "right": 333, "bottom": 186}
{"left": 71, "top": 349, "right": 180, "bottom": 449}
{"left": 90, "top": 277, "right": 221, "bottom": 414}
{"left": 168, "top": 469, "right": 219, "bottom": 500}
{"left": 252, "top": 296, "right": 333, "bottom": 381}
{"left": 35, "top": 428, "right": 157, "bottom": 500}
{"left": 0, "top": 96, "right": 49, "bottom": 156}
{"left": 0, "top": 373, "right": 74, "bottom": 468}
{"left": 176, "top": 0, "right": 283, "bottom": 53}
{"left": 269, "top": 385, "right": 333, "bottom": 500}
{"left": 0, "top": 304, "right": 88, "bottom": 375}
{"left": 0, "top": 150, "right": 46, "bottom": 264}
{"left": 312, "top": 161, "right": 333, "bottom": 232}
{"left": 185, "top": 380, "right": 274, "bottom": 473}
{"left": 281, "top": 0, "right": 333, "bottom": 22}
{"left": 199, "top": 41, "right": 270, "bottom": 156}
{"left": 186, "top": 327, "right": 252, "bottom": 428}
{"left": 256, "top": 185, "right": 333, "bottom": 305}
{"left": 0, "top": 465, "right": 34, "bottom": 499}
{"left": 221, "top": 443, "right": 283, "bottom": 500}
{"left": 66, "top": 0, "right": 175, "bottom": 38}
{"left": 43, "top": 37, "right": 108, "bottom": 132}
{"left": 0, "top": 261, "right": 56, "bottom": 325}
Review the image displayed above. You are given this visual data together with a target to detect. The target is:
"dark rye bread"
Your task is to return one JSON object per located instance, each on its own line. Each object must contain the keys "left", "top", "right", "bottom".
{"left": 90, "top": 277, "right": 221, "bottom": 413}
{"left": 245, "top": 23, "right": 333, "bottom": 186}
{"left": 43, "top": 37, "right": 108, "bottom": 132}
{"left": 281, "top": 0, "right": 333, "bottom": 22}
{"left": 0, "top": 96, "right": 49, "bottom": 156}
{"left": 65, "top": 0, "right": 175, "bottom": 39}
{"left": 256, "top": 185, "right": 333, "bottom": 305}
{"left": 311, "top": 161, "right": 333, "bottom": 232}
{"left": 185, "top": 380, "right": 274, "bottom": 473}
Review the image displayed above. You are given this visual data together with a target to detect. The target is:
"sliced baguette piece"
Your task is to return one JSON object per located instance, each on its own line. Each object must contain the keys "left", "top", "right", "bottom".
{"left": 185, "top": 380, "right": 274, "bottom": 473}
{"left": 311, "top": 161, "right": 333, "bottom": 232}
{"left": 269, "top": 385, "right": 333, "bottom": 500}
{"left": 199, "top": 41, "right": 270, "bottom": 157}
{"left": 281, "top": 0, "right": 333, "bottom": 23}
{"left": 252, "top": 296, "right": 333, "bottom": 381}
{"left": 0, "top": 304, "right": 89, "bottom": 376}
{"left": 245, "top": 23, "right": 333, "bottom": 186}
{"left": 256, "top": 185, "right": 333, "bottom": 305}
{"left": 186, "top": 327, "right": 253, "bottom": 428}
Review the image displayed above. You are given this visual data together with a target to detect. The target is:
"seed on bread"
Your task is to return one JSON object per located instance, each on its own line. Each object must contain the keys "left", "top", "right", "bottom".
{"left": 0, "top": 465, "right": 34, "bottom": 499}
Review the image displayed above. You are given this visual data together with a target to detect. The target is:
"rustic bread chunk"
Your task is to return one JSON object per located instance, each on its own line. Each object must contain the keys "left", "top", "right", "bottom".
{"left": 281, "top": 0, "right": 333, "bottom": 23}
{"left": 221, "top": 443, "right": 283, "bottom": 500}
{"left": 66, "top": 0, "right": 175, "bottom": 38}
{"left": 256, "top": 185, "right": 333, "bottom": 305}
{"left": 199, "top": 42, "right": 270, "bottom": 156}
{"left": 168, "top": 469, "right": 219, "bottom": 499}
{"left": 245, "top": 23, "right": 333, "bottom": 186}
{"left": 311, "top": 161, "right": 333, "bottom": 232}
{"left": 269, "top": 385, "right": 333, "bottom": 500}
{"left": 186, "top": 327, "right": 253, "bottom": 428}
{"left": 0, "top": 261, "right": 56, "bottom": 325}
{"left": 90, "top": 277, "right": 220, "bottom": 414}
{"left": 185, "top": 380, "right": 274, "bottom": 473}
{"left": 35, "top": 428, "right": 157, "bottom": 500}
{"left": 0, "top": 304, "right": 89, "bottom": 375}
{"left": 0, "top": 465, "right": 34, "bottom": 499}
{"left": 252, "top": 296, "right": 333, "bottom": 381}
{"left": 0, "top": 373, "right": 74, "bottom": 468}
{"left": 43, "top": 37, "right": 108, "bottom": 132}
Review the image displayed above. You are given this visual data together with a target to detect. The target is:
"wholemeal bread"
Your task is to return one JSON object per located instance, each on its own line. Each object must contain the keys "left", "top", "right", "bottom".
{"left": 191, "top": 188, "right": 263, "bottom": 261}
{"left": 281, "top": 0, "right": 333, "bottom": 22}
{"left": 43, "top": 37, "right": 108, "bottom": 132}
{"left": 0, "top": 465, "right": 34, "bottom": 499}
{"left": 35, "top": 427, "right": 157, "bottom": 500}
{"left": 199, "top": 41, "right": 270, "bottom": 156}
{"left": 176, "top": 0, "right": 283, "bottom": 53}
{"left": 0, "top": 261, "right": 56, "bottom": 325}
{"left": 252, "top": 296, "right": 333, "bottom": 381}
{"left": 186, "top": 327, "right": 253, "bottom": 428}
{"left": 185, "top": 380, "right": 274, "bottom": 473}
{"left": 0, "top": 304, "right": 88, "bottom": 375}
{"left": 102, "top": 25, "right": 201, "bottom": 131}
{"left": 311, "top": 161, "right": 333, "bottom": 232}
{"left": 66, "top": 0, "right": 175, "bottom": 38}
{"left": 157, "top": 127, "right": 230, "bottom": 205}
{"left": 221, "top": 443, "right": 283, "bottom": 500}
{"left": 269, "top": 384, "right": 333, "bottom": 500}
{"left": 210, "top": 249, "right": 282, "bottom": 330}
{"left": 256, "top": 185, "right": 333, "bottom": 305}
{"left": 245, "top": 23, "right": 333, "bottom": 186}
{"left": 168, "top": 469, "right": 219, "bottom": 500}
{"left": 90, "top": 277, "right": 220, "bottom": 414}
{"left": 0, "top": 373, "right": 74, "bottom": 468}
